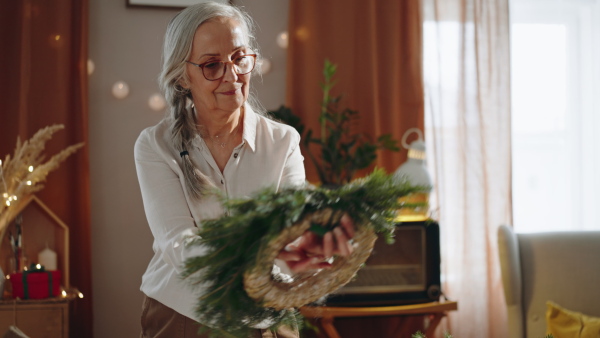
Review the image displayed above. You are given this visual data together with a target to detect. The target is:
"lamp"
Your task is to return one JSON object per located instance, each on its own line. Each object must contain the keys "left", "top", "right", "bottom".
{"left": 393, "top": 128, "right": 432, "bottom": 222}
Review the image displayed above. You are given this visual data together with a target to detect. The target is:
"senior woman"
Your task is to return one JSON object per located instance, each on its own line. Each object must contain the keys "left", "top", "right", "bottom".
{"left": 135, "top": 2, "right": 354, "bottom": 337}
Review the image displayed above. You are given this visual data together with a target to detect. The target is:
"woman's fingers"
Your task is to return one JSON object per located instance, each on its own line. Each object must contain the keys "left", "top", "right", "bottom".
{"left": 276, "top": 250, "right": 303, "bottom": 262}
{"left": 333, "top": 227, "right": 353, "bottom": 256}
{"left": 323, "top": 232, "right": 333, "bottom": 259}
{"left": 279, "top": 214, "right": 356, "bottom": 274}
{"left": 339, "top": 213, "right": 355, "bottom": 239}
{"left": 287, "top": 256, "right": 332, "bottom": 274}
{"left": 293, "top": 232, "right": 324, "bottom": 256}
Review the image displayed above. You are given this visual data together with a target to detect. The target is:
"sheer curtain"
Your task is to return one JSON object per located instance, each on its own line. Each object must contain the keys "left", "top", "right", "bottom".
{"left": 422, "top": 0, "right": 512, "bottom": 336}
{"left": 0, "top": 0, "right": 92, "bottom": 336}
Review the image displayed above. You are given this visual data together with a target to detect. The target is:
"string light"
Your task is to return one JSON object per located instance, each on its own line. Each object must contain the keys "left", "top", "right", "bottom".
{"left": 78, "top": 292, "right": 84, "bottom": 298}
{"left": 87, "top": 59, "right": 95, "bottom": 76}
{"left": 276, "top": 31, "right": 288, "bottom": 48}
{"left": 1, "top": 162, "right": 35, "bottom": 206}
{"left": 112, "top": 81, "right": 130, "bottom": 99}
{"left": 148, "top": 93, "right": 166, "bottom": 111}
{"left": 1, "top": 160, "right": 8, "bottom": 206}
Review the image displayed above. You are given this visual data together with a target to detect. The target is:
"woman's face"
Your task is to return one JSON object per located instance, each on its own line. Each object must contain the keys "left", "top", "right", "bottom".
{"left": 184, "top": 17, "right": 251, "bottom": 117}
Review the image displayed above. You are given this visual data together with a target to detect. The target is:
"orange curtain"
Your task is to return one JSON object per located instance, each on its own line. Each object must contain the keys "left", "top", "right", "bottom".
{"left": 286, "top": 0, "right": 424, "bottom": 182}
{"left": 0, "top": 0, "right": 92, "bottom": 337}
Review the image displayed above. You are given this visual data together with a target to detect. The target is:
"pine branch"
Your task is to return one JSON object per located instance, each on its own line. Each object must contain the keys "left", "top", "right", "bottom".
{"left": 182, "top": 170, "right": 427, "bottom": 336}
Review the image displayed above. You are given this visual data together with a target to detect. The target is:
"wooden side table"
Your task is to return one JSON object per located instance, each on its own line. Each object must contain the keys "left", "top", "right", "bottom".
{"left": 0, "top": 298, "right": 70, "bottom": 338}
{"left": 300, "top": 301, "right": 458, "bottom": 338}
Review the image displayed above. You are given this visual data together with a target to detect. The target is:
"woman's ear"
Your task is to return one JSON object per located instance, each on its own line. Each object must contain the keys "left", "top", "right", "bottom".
{"left": 178, "top": 77, "right": 190, "bottom": 90}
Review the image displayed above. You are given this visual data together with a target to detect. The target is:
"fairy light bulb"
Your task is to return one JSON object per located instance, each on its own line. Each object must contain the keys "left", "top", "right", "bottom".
{"left": 148, "top": 93, "right": 166, "bottom": 111}
{"left": 87, "top": 59, "right": 95, "bottom": 76}
{"left": 276, "top": 31, "right": 288, "bottom": 49}
{"left": 256, "top": 58, "right": 272, "bottom": 75}
{"left": 112, "top": 81, "right": 130, "bottom": 99}
{"left": 78, "top": 292, "right": 84, "bottom": 298}
{"left": 28, "top": 165, "right": 34, "bottom": 172}
{"left": 26, "top": 180, "right": 32, "bottom": 185}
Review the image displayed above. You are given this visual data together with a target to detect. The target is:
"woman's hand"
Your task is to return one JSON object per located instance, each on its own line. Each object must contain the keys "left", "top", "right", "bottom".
{"left": 276, "top": 214, "right": 355, "bottom": 274}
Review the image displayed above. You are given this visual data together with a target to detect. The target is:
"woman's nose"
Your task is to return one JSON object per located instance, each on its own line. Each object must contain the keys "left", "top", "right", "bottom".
{"left": 222, "top": 63, "right": 238, "bottom": 82}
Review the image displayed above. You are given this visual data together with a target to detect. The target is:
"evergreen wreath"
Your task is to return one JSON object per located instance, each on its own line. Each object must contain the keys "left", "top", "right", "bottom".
{"left": 182, "top": 170, "right": 427, "bottom": 337}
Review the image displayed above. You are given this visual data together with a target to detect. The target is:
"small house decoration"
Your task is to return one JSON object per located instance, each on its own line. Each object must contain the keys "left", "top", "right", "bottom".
{"left": 1, "top": 196, "right": 70, "bottom": 293}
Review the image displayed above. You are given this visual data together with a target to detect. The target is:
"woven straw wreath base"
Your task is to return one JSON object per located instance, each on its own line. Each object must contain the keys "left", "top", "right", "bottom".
{"left": 243, "top": 209, "right": 377, "bottom": 310}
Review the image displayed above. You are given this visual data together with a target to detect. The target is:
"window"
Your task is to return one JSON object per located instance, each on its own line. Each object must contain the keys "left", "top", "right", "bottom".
{"left": 510, "top": 0, "right": 600, "bottom": 232}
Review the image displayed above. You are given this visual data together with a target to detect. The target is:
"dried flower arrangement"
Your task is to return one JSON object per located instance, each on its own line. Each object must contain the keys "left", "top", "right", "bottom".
{"left": 0, "top": 124, "right": 84, "bottom": 239}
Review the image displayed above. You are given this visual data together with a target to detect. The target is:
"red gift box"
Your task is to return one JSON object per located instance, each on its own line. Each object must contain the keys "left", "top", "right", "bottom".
{"left": 10, "top": 270, "right": 61, "bottom": 299}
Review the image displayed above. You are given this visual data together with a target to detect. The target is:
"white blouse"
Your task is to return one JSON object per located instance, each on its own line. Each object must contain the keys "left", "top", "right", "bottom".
{"left": 134, "top": 105, "right": 305, "bottom": 322}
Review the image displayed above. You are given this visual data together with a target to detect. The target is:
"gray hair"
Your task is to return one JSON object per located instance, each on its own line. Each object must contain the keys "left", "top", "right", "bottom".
{"left": 159, "top": 2, "right": 260, "bottom": 199}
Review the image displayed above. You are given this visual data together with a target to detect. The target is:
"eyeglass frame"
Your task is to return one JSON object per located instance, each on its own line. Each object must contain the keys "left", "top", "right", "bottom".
{"left": 186, "top": 54, "right": 258, "bottom": 81}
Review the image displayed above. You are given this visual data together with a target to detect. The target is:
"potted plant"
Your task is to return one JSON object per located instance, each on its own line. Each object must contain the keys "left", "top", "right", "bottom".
{"left": 270, "top": 60, "right": 399, "bottom": 186}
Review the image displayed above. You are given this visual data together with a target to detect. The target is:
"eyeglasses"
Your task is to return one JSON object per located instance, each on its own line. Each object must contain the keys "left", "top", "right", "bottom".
{"left": 186, "top": 54, "right": 257, "bottom": 81}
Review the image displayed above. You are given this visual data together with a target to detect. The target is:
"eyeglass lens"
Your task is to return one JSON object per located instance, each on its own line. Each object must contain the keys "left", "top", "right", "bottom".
{"left": 203, "top": 55, "right": 255, "bottom": 80}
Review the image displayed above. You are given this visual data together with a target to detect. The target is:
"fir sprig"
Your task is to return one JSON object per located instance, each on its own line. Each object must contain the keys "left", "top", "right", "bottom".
{"left": 182, "top": 170, "right": 427, "bottom": 337}
{"left": 269, "top": 60, "right": 400, "bottom": 186}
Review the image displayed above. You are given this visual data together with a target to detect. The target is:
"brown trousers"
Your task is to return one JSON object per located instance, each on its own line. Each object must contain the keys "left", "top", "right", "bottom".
{"left": 140, "top": 295, "right": 299, "bottom": 338}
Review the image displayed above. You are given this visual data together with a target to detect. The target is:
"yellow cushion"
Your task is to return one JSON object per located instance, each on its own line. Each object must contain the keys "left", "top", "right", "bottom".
{"left": 546, "top": 301, "right": 600, "bottom": 338}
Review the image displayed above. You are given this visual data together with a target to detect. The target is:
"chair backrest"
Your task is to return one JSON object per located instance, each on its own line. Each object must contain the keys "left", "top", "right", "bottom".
{"left": 498, "top": 225, "right": 600, "bottom": 338}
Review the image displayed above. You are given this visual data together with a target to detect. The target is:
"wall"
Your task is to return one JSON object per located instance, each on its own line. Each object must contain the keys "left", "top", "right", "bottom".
{"left": 88, "top": 1, "right": 289, "bottom": 337}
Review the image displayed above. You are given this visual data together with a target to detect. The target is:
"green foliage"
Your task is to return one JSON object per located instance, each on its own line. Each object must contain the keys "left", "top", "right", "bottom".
{"left": 269, "top": 59, "right": 399, "bottom": 186}
{"left": 182, "top": 170, "right": 427, "bottom": 337}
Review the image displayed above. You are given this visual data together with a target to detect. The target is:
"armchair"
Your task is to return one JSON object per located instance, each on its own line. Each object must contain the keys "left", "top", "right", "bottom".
{"left": 497, "top": 224, "right": 600, "bottom": 338}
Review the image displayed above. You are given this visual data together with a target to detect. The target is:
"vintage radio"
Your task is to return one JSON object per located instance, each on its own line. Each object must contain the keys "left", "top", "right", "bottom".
{"left": 326, "top": 221, "right": 441, "bottom": 306}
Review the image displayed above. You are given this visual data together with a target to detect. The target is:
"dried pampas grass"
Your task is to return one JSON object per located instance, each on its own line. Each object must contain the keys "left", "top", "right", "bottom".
{"left": 0, "top": 124, "right": 84, "bottom": 237}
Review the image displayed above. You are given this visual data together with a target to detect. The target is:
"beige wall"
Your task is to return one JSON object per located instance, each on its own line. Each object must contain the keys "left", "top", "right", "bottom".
{"left": 89, "top": 1, "right": 289, "bottom": 336}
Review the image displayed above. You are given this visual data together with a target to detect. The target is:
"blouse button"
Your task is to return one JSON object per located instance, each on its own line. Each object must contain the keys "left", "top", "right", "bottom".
{"left": 233, "top": 153, "right": 238, "bottom": 158}
{"left": 220, "top": 179, "right": 224, "bottom": 184}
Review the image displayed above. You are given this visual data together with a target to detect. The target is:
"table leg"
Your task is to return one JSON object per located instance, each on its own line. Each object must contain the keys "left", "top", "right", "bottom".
{"left": 424, "top": 313, "right": 445, "bottom": 337}
{"left": 320, "top": 316, "right": 341, "bottom": 338}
